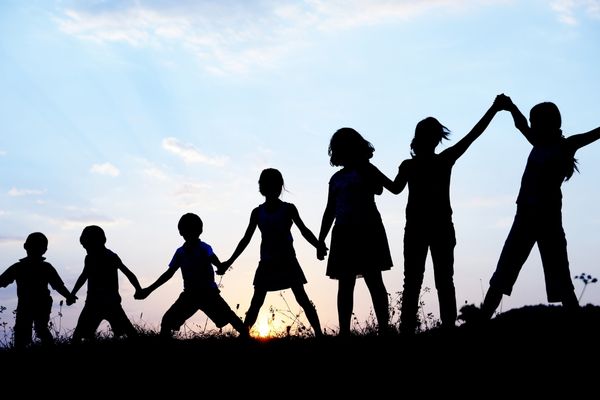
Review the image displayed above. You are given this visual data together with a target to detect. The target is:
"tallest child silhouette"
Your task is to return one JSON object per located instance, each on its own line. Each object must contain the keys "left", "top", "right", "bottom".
{"left": 479, "top": 95, "right": 600, "bottom": 319}
{"left": 318, "top": 127, "right": 393, "bottom": 336}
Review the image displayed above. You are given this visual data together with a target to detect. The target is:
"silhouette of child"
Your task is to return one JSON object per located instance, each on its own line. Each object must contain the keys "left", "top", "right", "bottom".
{"left": 318, "top": 127, "right": 393, "bottom": 336}
{"left": 479, "top": 95, "right": 600, "bottom": 319}
{"left": 135, "top": 213, "right": 248, "bottom": 338}
{"left": 0, "top": 232, "right": 76, "bottom": 349}
{"left": 221, "top": 168, "right": 326, "bottom": 337}
{"left": 70, "top": 225, "right": 142, "bottom": 342}
{"left": 389, "top": 96, "right": 504, "bottom": 334}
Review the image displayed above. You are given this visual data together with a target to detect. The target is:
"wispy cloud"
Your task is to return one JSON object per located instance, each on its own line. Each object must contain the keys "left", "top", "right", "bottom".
{"left": 551, "top": 0, "right": 600, "bottom": 25}
{"left": 55, "top": 0, "right": 503, "bottom": 75}
{"left": 53, "top": 214, "right": 126, "bottom": 230}
{"left": 162, "top": 137, "right": 228, "bottom": 166}
{"left": 0, "top": 150, "right": 6, "bottom": 156}
{"left": 90, "top": 162, "right": 120, "bottom": 177}
{"left": 8, "top": 187, "right": 46, "bottom": 197}
{"left": 0, "top": 235, "right": 24, "bottom": 245}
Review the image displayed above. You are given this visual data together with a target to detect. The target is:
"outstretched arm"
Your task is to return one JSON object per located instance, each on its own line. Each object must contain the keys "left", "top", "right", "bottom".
{"left": 443, "top": 95, "right": 504, "bottom": 161}
{"left": 117, "top": 260, "right": 143, "bottom": 292}
{"left": 317, "top": 187, "right": 336, "bottom": 260}
{"left": 48, "top": 268, "right": 78, "bottom": 305}
{"left": 135, "top": 267, "right": 177, "bottom": 299}
{"left": 566, "top": 127, "right": 600, "bottom": 151}
{"left": 70, "top": 267, "right": 88, "bottom": 298}
{"left": 290, "top": 204, "right": 328, "bottom": 257}
{"left": 221, "top": 209, "right": 258, "bottom": 271}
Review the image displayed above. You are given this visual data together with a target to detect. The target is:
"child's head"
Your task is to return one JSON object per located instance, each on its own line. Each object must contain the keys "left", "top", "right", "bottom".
{"left": 410, "top": 117, "right": 450, "bottom": 157}
{"left": 530, "top": 102, "right": 562, "bottom": 139}
{"left": 328, "top": 127, "right": 375, "bottom": 167}
{"left": 178, "top": 213, "right": 203, "bottom": 242}
{"left": 24, "top": 232, "right": 48, "bottom": 258}
{"left": 80, "top": 225, "right": 107, "bottom": 252}
{"left": 259, "top": 168, "right": 285, "bottom": 198}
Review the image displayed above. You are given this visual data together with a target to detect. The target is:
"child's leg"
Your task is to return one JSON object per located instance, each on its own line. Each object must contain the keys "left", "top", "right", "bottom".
{"left": 484, "top": 210, "right": 536, "bottom": 318}
{"left": 244, "top": 289, "right": 267, "bottom": 330}
{"left": 291, "top": 285, "right": 323, "bottom": 336}
{"left": 400, "top": 229, "right": 428, "bottom": 334}
{"left": 13, "top": 308, "right": 33, "bottom": 349}
{"left": 431, "top": 229, "right": 457, "bottom": 329}
{"left": 160, "top": 292, "right": 197, "bottom": 338}
{"left": 72, "top": 304, "right": 104, "bottom": 342}
{"left": 33, "top": 297, "right": 54, "bottom": 345}
{"left": 537, "top": 211, "right": 578, "bottom": 307}
{"left": 106, "top": 304, "right": 138, "bottom": 338}
{"left": 337, "top": 277, "right": 356, "bottom": 336}
{"left": 364, "top": 271, "right": 390, "bottom": 334}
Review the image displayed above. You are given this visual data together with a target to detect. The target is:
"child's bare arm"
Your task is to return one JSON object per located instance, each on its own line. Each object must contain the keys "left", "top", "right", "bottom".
{"left": 118, "top": 261, "right": 142, "bottom": 292}
{"left": 567, "top": 127, "right": 600, "bottom": 151}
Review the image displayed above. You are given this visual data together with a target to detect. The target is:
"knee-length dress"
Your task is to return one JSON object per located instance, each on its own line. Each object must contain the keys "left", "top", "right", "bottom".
{"left": 326, "top": 163, "right": 393, "bottom": 279}
{"left": 254, "top": 201, "right": 308, "bottom": 291}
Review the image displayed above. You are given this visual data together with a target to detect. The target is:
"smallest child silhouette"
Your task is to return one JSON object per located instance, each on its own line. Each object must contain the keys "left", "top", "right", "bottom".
{"left": 135, "top": 213, "right": 249, "bottom": 339}
{"left": 0, "top": 232, "right": 76, "bottom": 349}
{"left": 70, "top": 225, "right": 142, "bottom": 342}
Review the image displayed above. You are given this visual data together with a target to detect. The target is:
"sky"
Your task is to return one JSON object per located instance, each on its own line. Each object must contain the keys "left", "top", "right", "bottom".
{"left": 1, "top": 0, "right": 600, "bottom": 339}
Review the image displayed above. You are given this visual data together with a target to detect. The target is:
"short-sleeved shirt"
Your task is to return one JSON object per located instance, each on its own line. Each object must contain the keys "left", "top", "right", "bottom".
{"left": 169, "top": 241, "right": 217, "bottom": 291}
{"left": 517, "top": 140, "right": 574, "bottom": 209}
{"left": 0, "top": 256, "right": 66, "bottom": 304}
{"left": 400, "top": 153, "right": 456, "bottom": 225}
{"left": 83, "top": 248, "right": 124, "bottom": 304}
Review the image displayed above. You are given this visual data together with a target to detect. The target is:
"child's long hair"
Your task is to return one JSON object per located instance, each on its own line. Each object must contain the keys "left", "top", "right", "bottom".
{"left": 530, "top": 102, "right": 578, "bottom": 181}
{"left": 410, "top": 117, "right": 450, "bottom": 157}
{"left": 328, "top": 127, "right": 375, "bottom": 167}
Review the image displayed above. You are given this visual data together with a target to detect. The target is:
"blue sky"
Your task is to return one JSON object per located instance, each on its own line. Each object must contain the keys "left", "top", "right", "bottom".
{"left": 1, "top": 0, "right": 600, "bottom": 338}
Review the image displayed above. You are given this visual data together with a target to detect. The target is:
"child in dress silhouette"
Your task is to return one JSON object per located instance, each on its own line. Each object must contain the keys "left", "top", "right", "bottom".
{"left": 0, "top": 232, "right": 76, "bottom": 348}
{"left": 222, "top": 168, "right": 325, "bottom": 337}
{"left": 479, "top": 95, "right": 600, "bottom": 319}
{"left": 318, "top": 127, "right": 393, "bottom": 336}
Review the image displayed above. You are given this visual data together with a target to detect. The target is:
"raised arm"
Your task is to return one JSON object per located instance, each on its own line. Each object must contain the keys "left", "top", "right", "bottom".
{"left": 221, "top": 209, "right": 258, "bottom": 270}
{"left": 443, "top": 95, "right": 504, "bottom": 161}
{"left": 566, "top": 127, "right": 600, "bottom": 151}
{"left": 504, "top": 96, "right": 535, "bottom": 145}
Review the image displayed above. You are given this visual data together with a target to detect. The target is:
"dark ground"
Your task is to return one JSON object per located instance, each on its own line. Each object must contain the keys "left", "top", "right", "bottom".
{"left": 2, "top": 304, "right": 599, "bottom": 394}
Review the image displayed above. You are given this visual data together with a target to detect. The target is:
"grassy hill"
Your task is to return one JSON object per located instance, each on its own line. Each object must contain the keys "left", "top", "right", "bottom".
{"left": 2, "top": 304, "right": 598, "bottom": 394}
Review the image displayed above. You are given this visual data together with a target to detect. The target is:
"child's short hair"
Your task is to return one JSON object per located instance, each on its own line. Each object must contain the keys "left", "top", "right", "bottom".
{"left": 80, "top": 225, "right": 107, "bottom": 247}
{"left": 178, "top": 213, "right": 203, "bottom": 235}
{"left": 24, "top": 232, "right": 48, "bottom": 252}
{"left": 328, "top": 127, "right": 375, "bottom": 167}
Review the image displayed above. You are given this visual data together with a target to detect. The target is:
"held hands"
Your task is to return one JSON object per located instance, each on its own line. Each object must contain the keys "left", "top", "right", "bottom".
{"left": 316, "top": 240, "right": 328, "bottom": 261}
{"left": 216, "top": 260, "right": 232, "bottom": 276}
{"left": 66, "top": 293, "right": 78, "bottom": 306}
{"left": 494, "top": 93, "right": 513, "bottom": 111}
{"left": 134, "top": 287, "right": 150, "bottom": 300}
